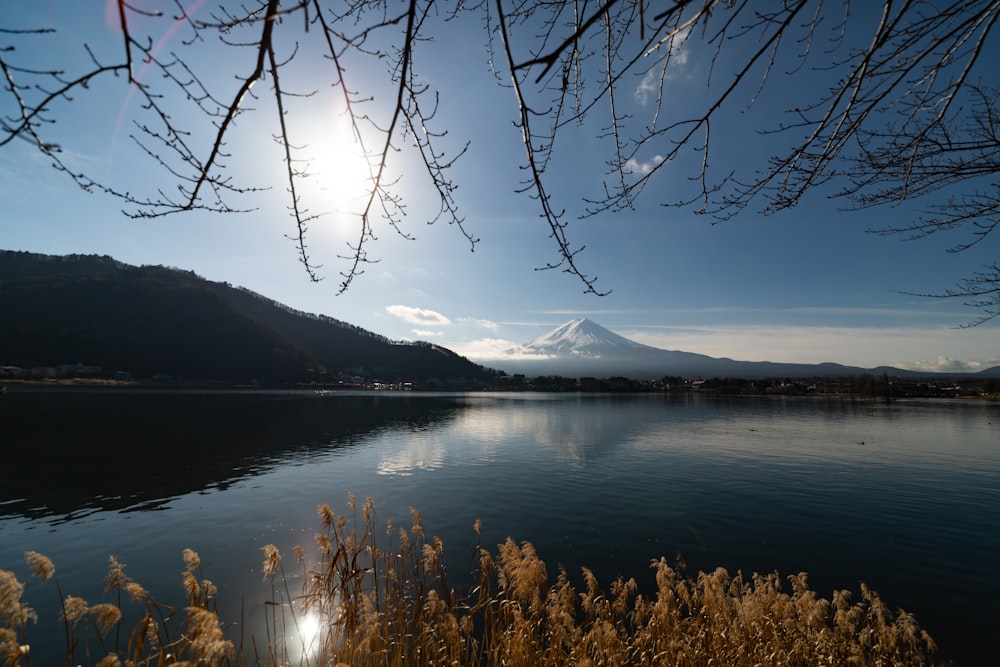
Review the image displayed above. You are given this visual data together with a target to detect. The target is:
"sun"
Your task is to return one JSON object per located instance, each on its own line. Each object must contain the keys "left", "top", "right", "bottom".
{"left": 300, "top": 112, "right": 374, "bottom": 215}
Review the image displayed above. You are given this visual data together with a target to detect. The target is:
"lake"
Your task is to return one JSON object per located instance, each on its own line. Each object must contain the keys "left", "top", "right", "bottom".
{"left": 1, "top": 388, "right": 998, "bottom": 664}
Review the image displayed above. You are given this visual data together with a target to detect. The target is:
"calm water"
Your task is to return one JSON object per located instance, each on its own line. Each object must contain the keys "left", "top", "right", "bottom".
{"left": 1, "top": 388, "right": 998, "bottom": 664}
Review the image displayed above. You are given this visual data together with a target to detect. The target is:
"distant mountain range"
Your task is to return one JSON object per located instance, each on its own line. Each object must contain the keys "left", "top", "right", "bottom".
{"left": 504, "top": 318, "right": 1000, "bottom": 380}
{"left": 0, "top": 251, "right": 499, "bottom": 387}
{"left": 2, "top": 251, "right": 996, "bottom": 384}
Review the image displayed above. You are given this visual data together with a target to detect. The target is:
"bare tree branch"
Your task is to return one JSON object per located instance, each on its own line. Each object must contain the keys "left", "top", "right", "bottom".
{"left": 3, "top": 1, "right": 1000, "bottom": 321}
{"left": 495, "top": 0, "right": 609, "bottom": 295}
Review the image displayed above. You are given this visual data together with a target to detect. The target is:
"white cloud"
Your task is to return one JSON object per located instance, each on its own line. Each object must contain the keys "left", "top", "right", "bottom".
{"left": 634, "top": 69, "right": 661, "bottom": 106}
{"left": 634, "top": 26, "right": 691, "bottom": 105}
{"left": 460, "top": 317, "right": 500, "bottom": 330}
{"left": 413, "top": 329, "right": 444, "bottom": 338}
{"left": 446, "top": 338, "right": 553, "bottom": 362}
{"left": 386, "top": 305, "right": 452, "bottom": 326}
{"left": 900, "top": 356, "right": 1000, "bottom": 374}
{"left": 624, "top": 155, "right": 664, "bottom": 175}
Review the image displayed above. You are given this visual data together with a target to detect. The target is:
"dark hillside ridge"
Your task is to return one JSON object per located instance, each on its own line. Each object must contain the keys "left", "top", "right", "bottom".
{"left": 0, "top": 251, "right": 127, "bottom": 281}
{"left": 0, "top": 251, "right": 498, "bottom": 386}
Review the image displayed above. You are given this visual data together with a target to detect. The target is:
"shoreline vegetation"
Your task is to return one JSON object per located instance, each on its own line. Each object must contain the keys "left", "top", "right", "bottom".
{"left": 2, "top": 375, "right": 997, "bottom": 400}
{"left": 2, "top": 496, "right": 946, "bottom": 666}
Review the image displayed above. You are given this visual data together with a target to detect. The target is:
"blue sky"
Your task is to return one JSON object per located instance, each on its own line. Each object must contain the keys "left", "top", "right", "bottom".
{"left": 2, "top": 1, "right": 998, "bottom": 373}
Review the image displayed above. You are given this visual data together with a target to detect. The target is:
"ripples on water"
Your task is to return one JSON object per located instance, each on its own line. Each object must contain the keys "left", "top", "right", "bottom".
{"left": 1, "top": 389, "right": 997, "bottom": 664}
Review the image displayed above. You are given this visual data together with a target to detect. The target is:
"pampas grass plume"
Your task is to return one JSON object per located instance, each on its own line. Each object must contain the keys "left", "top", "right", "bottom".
{"left": 88, "top": 603, "right": 121, "bottom": 635}
{"left": 183, "top": 548, "right": 201, "bottom": 571}
{"left": 24, "top": 552, "right": 53, "bottom": 583}
{"left": 1, "top": 493, "right": 946, "bottom": 666}
{"left": 61, "top": 595, "right": 89, "bottom": 627}
{"left": 261, "top": 544, "right": 282, "bottom": 580}
{"left": 0, "top": 569, "right": 35, "bottom": 627}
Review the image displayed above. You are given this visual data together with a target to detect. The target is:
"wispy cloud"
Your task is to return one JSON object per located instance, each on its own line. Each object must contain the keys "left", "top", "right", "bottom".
{"left": 634, "top": 26, "right": 691, "bottom": 106}
{"left": 619, "top": 304, "right": 969, "bottom": 324}
{"left": 621, "top": 323, "right": 999, "bottom": 371}
{"left": 539, "top": 309, "right": 631, "bottom": 317}
{"left": 413, "top": 329, "right": 444, "bottom": 338}
{"left": 634, "top": 69, "right": 660, "bottom": 106}
{"left": 447, "top": 338, "right": 553, "bottom": 362}
{"left": 460, "top": 317, "right": 499, "bottom": 330}
{"left": 386, "top": 305, "right": 452, "bottom": 326}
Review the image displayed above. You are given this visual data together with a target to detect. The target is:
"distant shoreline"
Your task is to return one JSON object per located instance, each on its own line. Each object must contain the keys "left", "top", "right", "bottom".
{"left": 2, "top": 377, "right": 997, "bottom": 401}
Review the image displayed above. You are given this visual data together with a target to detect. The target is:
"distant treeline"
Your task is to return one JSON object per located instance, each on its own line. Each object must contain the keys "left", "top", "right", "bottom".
{"left": 493, "top": 373, "right": 998, "bottom": 398}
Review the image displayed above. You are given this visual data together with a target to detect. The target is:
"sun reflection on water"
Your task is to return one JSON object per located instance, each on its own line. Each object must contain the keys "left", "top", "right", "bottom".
{"left": 297, "top": 611, "right": 323, "bottom": 657}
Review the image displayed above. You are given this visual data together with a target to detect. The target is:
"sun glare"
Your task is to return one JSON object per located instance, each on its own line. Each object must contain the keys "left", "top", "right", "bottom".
{"left": 295, "top": 610, "right": 324, "bottom": 659}
{"left": 302, "top": 114, "right": 373, "bottom": 214}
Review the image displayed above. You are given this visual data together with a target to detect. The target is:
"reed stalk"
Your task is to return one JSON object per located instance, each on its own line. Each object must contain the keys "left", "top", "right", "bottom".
{"left": 1, "top": 494, "right": 944, "bottom": 666}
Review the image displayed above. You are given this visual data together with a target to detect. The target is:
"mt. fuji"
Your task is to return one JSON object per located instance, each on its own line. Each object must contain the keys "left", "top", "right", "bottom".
{"left": 522, "top": 318, "right": 677, "bottom": 359}
{"left": 508, "top": 318, "right": 719, "bottom": 378}
{"left": 522, "top": 318, "right": 662, "bottom": 357}
{"left": 501, "top": 318, "right": 907, "bottom": 380}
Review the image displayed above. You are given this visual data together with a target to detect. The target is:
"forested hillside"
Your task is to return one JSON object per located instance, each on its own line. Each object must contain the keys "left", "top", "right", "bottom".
{"left": 0, "top": 251, "right": 498, "bottom": 386}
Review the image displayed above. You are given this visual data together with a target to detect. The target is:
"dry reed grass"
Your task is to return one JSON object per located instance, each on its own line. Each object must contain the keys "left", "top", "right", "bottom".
{"left": 1, "top": 494, "right": 945, "bottom": 666}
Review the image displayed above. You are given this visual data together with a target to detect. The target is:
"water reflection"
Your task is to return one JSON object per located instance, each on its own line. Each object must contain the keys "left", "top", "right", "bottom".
{"left": 444, "top": 394, "right": 684, "bottom": 465}
{"left": 377, "top": 430, "right": 447, "bottom": 475}
{"left": 1, "top": 389, "right": 998, "bottom": 665}
{"left": 0, "top": 388, "right": 465, "bottom": 521}
{"left": 371, "top": 394, "right": 664, "bottom": 474}
{"left": 7, "top": 390, "right": 996, "bottom": 524}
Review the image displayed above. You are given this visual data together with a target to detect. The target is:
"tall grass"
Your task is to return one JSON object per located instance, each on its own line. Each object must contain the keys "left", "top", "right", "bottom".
{"left": 2, "top": 493, "right": 944, "bottom": 666}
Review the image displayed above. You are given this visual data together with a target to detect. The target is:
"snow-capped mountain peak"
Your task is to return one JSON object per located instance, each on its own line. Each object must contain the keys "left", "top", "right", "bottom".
{"left": 501, "top": 318, "right": 895, "bottom": 380}
{"left": 523, "top": 318, "right": 658, "bottom": 357}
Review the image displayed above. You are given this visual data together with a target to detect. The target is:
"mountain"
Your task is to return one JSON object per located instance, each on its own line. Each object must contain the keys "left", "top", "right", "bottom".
{"left": 523, "top": 318, "right": 667, "bottom": 357}
{"left": 0, "top": 250, "right": 498, "bottom": 387}
{"left": 3, "top": 252, "right": 989, "bottom": 386}
{"left": 505, "top": 318, "right": 922, "bottom": 380}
